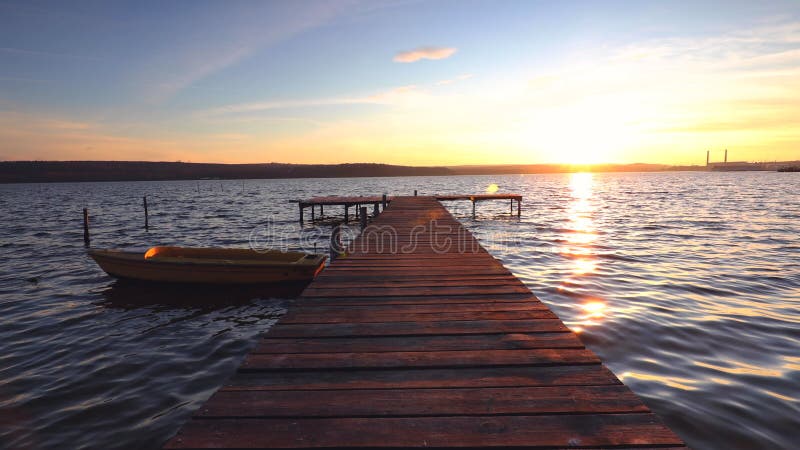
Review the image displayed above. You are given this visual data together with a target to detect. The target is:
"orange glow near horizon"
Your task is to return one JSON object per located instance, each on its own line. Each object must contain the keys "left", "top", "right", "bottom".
{"left": 2, "top": 8, "right": 799, "bottom": 165}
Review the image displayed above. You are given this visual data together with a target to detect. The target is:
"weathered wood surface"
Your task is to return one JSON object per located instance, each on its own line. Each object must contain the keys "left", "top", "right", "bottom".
{"left": 298, "top": 195, "right": 389, "bottom": 206}
{"left": 435, "top": 193, "right": 523, "bottom": 201}
{"left": 165, "top": 196, "right": 684, "bottom": 449}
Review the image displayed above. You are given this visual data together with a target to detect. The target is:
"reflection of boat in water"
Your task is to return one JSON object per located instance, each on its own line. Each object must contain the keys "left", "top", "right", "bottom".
{"left": 777, "top": 166, "right": 800, "bottom": 172}
{"left": 98, "top": 278, "right": 306, "bottom": 308}
{"left": 88, "top": 246, "right": 326, "bottom": 284}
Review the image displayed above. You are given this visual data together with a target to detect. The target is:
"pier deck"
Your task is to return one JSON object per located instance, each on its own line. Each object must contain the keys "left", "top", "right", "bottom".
{"left": 298, "top": 193, "right": 522, "bottom": 222}
{"left": 165, "top": 196, "right": 684, "bottom": 449}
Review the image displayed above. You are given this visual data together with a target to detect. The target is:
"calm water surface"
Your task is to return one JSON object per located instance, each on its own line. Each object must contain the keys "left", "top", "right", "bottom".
{"left": 1, "top": 172, "right": 798, "bottom": 449}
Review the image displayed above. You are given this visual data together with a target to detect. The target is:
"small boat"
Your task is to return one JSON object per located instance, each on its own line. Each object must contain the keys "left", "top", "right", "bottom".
{"left": 88, "top": 246, "right": 326, "bottom": 284}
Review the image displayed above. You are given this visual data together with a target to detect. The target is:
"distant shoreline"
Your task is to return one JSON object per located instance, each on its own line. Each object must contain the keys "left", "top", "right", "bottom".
{"left": 0, "top": 160, "right": 796, "bottom": 184}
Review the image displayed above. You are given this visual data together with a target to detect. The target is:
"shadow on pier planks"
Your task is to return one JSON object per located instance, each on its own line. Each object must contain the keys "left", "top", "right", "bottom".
{"left": 164, "top": 196, "right": 685, "bottom": 449}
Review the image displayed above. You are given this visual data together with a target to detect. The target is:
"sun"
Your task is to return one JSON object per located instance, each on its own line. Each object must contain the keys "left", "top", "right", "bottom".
{"left": 516, "top": 95, "right": 644, "bottom": 165}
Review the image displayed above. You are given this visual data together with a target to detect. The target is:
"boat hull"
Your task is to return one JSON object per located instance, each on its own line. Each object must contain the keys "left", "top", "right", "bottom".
{"left": 89, "top": 248, "right": 326, "bottom": 284}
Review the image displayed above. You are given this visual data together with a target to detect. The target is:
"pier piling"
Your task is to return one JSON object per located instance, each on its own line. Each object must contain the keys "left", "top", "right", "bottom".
{"left": 82, "top": 208, "right": 90, "bottom": 247}
{"left": 359, "top": 206, "right": 367, "bottom": 230}
{"left": 329, "top": 225, "right": 342, "bottom": 262}
{"left": 143, "top": 196, "right": 149, "bottom": 230}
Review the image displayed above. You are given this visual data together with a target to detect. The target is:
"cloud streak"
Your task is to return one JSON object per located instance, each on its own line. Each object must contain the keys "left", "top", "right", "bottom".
{"left": 203, "top": 85, "right": 423, "bottom": 116}
{"left": 393, "top": 46, "right": 457, "bottom": 63}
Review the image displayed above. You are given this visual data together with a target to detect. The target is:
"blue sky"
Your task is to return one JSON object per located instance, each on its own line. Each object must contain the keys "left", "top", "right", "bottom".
{"left": 1, "top": 0, "right": 799, "bottom": 164}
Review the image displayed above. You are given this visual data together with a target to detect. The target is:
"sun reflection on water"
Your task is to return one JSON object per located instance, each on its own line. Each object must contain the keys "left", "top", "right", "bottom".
{"left": 562, "top": 172, "right": 598, "bottom": 273}
{"left": 581, "top": 300, "right": 607, "bottom": 318}
{"left": 561, "top": 173, "right": 608, "bottom": 333}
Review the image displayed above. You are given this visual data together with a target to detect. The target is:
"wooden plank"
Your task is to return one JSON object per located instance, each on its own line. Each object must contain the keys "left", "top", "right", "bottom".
{"left": 223, "top": 365, "right": 622, "bottom": 391}
{"left": 313, "top": 274, "right": 519, "bottom": 283}
{"left": 281, "top": 310, "right": 558, "bottom": 325}
{"left": 294, "top": 294, "right": 537, "bottom": 306}
{"left": 301, "top": 285, "right": 532, "bottom": 297}
{"left": 241, "top": 348, "right": 599, "bottom": 370}
{"left": 280, "top": 309, "right": 557, "bottom": 324}
{"left": 301, "top": 278, "right": 526, "bottom": 289}
{"left": 253, "top": 333, "right": 584, "bottom": 354}
{"left": 164, "top": 414, "right": 683, "bottom": 449}
{"left": 267, "top": 319, "right": 569, "bottom": 338}
{"left": 197, "top": 385, "right": 649, "bottom": 418}
{"left": 285, "top": 301, "right": 549, "bottom": 314}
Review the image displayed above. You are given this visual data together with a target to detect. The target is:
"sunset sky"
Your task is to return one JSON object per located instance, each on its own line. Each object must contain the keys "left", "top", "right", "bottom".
{"left": 1, "top": 0, "right": 799, "bottom": 166}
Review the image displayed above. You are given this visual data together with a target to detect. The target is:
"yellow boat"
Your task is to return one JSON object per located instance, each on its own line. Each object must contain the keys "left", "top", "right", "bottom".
{"left": 88, "top": 246, "right": 326, "bottom": 284}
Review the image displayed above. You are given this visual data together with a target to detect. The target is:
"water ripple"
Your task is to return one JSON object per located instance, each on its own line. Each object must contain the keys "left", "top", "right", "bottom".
{"left": 0, "top": 172, "right": 798, "bottom": 449}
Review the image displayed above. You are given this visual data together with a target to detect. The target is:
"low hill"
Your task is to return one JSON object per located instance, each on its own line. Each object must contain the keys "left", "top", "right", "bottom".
{"left": 0, "top": 161, "right": 454, "bottom": 183}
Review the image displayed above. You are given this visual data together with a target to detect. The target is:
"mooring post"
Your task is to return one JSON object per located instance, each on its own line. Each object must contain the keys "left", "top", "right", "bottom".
{"left": 414, "top": 190, "right": 417, "bottom": 196}
{"left": 299, "top": 203, "right": 304, "bottom": 224}
{"left": 143, "top": 195, "right": 149, "bottom": 230}
{"left": 320, "top": 204, "right": 323, "bottom": 217}
{"left": 518, "top": 199, "right": 521, "bottom": 218}
{"left": 510, "top": 199, "right": 513, "bottom": 216}
{"left": 373, "top": 202, "right": 379, "bottom": 217}
{"left": 83, "top": 208, "right": 90, "bottom": 247}
{"left": 330, "top": 225, "right": 342, "bottom": 262}
{"left": 472, "top": 198, "right": 476, "bottom": 219}
{"left": 360, "top": 206, "right": 367, "bottom": 230}
{"left": 344, "top": 205, "right": 349, "bottom": 224}
{"left": 311, "top": 204, "right": 315, "bottom": 222}
{"left": 382, "top": 194, "right": 387, "bottom": 210}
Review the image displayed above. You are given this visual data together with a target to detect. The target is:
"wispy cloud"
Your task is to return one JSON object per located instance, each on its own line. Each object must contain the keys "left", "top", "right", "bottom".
{"left": 393, "top": 46, "right": 457, "bottom": 63}
{"left": 436, "top": 73, "right": 474, "bottom": 85}
{"left": 137, "top": 1, "right": 355, "bottom": 103}
{"left": 203, "top": 85, "right": 423, "bottom": 116}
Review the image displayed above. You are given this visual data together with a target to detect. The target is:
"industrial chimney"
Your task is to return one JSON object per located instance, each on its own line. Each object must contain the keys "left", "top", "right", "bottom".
{"left": 724, "top": 149, "right": 728, "bottom": 163}
{"left": 706, "top": 150, "right": 710, "bottom": 166}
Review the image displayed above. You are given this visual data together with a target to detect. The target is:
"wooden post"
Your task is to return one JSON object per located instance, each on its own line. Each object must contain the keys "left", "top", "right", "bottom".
{"left": 83, "top": 208, "right": 90, "bottom": 247}
{"left": 311, "top": 204, "right": 315, "bottom": 222}
{"left": 414, "top": 190, "right": 417, "bottom": 196}
{"left": 330, "top": 225, "right": 342, "bottom": 262}
{"left": 355, "top": 204, "right": 360, "bottom": 219}
{"left": 517, "top": 199, "right": 521, "bottom": 218}
{"left": 299, "top": 203, "right": 304, "bottom": 224}
{"left": 320, "top": 204, "right": 323, "bottom": 216}
{"left": 344, "top": 205, "right": 349, "bottom": 224}
{"left": 382, "top": 194, "right": 387, "bottom": 210}
{"left": 373, "top": 203, "right": 379, "bottom": 217}
{"left": 360, "top": 206, "right": 367, "bottom": 230}
{"left": 472, "top": 199, "right": 476, "bottom": 219}
{"left": 510, "top": 199, "right": 513, "bottom": 216}
{"left": 143, "top": 196, "right": 149, "bottom": 230}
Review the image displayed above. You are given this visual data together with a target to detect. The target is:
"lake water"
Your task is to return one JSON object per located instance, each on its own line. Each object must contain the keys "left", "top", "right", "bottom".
{"left": 0, "top": 172, "right": 798, "bottom": 449}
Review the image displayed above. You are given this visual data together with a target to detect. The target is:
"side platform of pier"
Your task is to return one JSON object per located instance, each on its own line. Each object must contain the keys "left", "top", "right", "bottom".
{"left": 165, "top": 196, "right": 685, "bottom": 449}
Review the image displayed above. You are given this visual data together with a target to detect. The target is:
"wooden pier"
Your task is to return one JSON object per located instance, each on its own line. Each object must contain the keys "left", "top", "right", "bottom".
{"left": 165, "top": 196, "right": 685, "bottom": 449}
{"left": 298, "top": 193, "right": 522, "bottom": 223}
